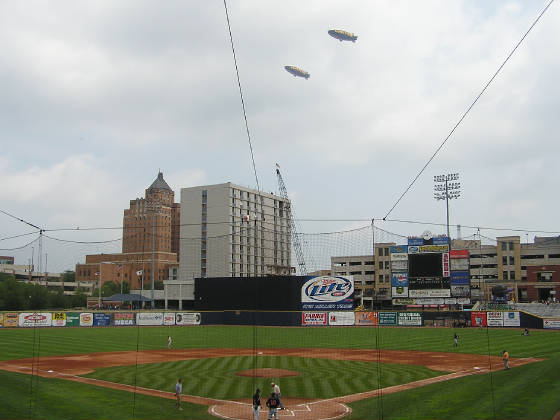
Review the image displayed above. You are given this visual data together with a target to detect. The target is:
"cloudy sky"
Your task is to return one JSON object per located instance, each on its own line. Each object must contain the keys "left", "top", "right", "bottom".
{"left": 1, "top": 1, "right": 559, "bottom": 272}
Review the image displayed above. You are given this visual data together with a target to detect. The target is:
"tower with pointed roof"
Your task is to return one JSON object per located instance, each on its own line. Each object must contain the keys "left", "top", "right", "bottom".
{"left": 122, "top": 172, "right": 180, "bottom": 254}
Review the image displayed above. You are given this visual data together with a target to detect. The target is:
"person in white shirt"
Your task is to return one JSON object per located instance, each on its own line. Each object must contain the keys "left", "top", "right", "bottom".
{"left": 175, "top": 378, "right": 183, "bottom": 410}
{"left": 270, "top": 382, "right": 285, "bottom": 410}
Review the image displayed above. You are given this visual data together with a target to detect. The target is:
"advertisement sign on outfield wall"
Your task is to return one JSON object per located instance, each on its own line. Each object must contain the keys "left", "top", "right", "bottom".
{"left": 93, "top": 313, "right": 112, "bottom": 327}
{"left": 0, "top": 313, "right": 3, "bottom": 327}
{"left": 398, "top": 312, "right": 423, "bottom": 326}
{"left": 487, "top": 312, "right": 504, "bottom": 327}
{"left": 471, "top": 311, "right": 487, "bottom": 327}
{"left": 176, "top": 313, "right": 201, "bottom": 325}
{"left": 543, "top": 319, "right": 560, "bottom": 329}
{"left": 66, "top": 313, "right": 80, "bottom": 327}
{"left": 390, "top": 253, "right": 408, "bottom": 261}
{"left": 4, "top": 313, "right": 18, "bottom": 327}
{"left": 329, "top": 311, "right": 355, "bottom": 326}
{"left": 503, "top": 312, "right": 520, "bottom": 327}
{"left": 80, "top": 313, "right": 94, "bottom": 327}
{"left": 19, "top": 312, "right": 52, "bottom": 327}
{"left": 355, "top": 312, "right": 378, "bottom": 325}
{"left": 301, "top": 276, "right": 354, "bottom": 310}
{"left": 136, "top": 312, "right": 164, "bottom": 326}
{"left": 301, "top": 312, "right": 327, "bottom": 326}
{"left": 390, "top": 245, "right": 408, "bottom": 254}
{"left": 52, "top": 312, "right": 67, "bottom": 327}
{"left": 163, "top": 313, "right": 176, "bottom": 326}
{"left": 114, "top": 312, "right": 134, "bottom": 326}
{"left": 378, "top": 312, "right": 397, "bottom": 326}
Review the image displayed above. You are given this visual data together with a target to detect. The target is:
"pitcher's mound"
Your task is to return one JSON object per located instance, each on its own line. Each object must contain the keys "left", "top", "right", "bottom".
{"left": 236, "top": 368, "right": 300, "bottom": 377}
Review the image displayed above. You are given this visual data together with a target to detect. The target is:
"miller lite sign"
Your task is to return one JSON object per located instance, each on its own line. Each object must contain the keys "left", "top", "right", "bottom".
{"left": 301, "top": 276, "right": 354, "bottom": 310}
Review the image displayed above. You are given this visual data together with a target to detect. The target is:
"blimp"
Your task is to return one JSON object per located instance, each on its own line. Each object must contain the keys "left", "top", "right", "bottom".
{"left": 328, "top": 29, "right": 358, "bottom": 42}
{"left": 284, "top": 66, "right": 310, "bottom": 79}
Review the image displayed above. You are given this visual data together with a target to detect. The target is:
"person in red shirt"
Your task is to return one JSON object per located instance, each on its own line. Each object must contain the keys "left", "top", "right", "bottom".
{"left": 502, "top": 350, "right": 510, "bottom": 369}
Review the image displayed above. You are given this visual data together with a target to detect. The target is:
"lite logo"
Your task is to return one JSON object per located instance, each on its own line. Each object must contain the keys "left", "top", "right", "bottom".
{"left": 302, "top": 276, "right": 353, "bottom": 302}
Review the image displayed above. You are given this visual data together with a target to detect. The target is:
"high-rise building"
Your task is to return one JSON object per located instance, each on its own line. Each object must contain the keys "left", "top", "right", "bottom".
{"left": 75, "top": 172, "right": 180, "bottom": 292}
{"left": 179, "top": 183, "right": 292, "bottom": 286}
{"left": 123, "top": 172, "right": 180, "bottom": 254}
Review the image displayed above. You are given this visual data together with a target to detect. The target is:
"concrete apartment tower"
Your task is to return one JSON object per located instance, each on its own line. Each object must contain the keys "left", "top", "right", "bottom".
{"left": 179, "top": 183, "right": 292, "bottom": 286}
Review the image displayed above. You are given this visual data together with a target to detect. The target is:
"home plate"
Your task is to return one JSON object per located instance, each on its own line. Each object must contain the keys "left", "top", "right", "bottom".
{"left": 473, "top": 367, "right": 480, "bottom": 370}
{"left": 47, "top": 370, "right": 54, "bottom": 373}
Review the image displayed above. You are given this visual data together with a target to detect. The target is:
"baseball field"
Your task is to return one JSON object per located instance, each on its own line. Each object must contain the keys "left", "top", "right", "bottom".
{"left": 0, "top": 324, "right": 559, "bottom": 420}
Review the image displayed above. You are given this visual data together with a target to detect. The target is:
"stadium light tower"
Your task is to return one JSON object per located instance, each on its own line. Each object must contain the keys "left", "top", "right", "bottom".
{"left": 433, "top": 173, "right": 461, "bottom": 243}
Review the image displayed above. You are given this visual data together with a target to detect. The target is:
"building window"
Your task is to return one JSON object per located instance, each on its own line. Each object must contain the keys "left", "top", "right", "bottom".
{"left": 379, "top": 261, "right": 383, "bottom": 270}
{"left": 501, "top": 242, "right": 507, "bottom": 251}
{"left": 509, "top": 271, "right": 515, "bottom": 281}
{"left": 502, "top": 256, "right": 508, "bottom": 265}
{"left": 509, "top": 256, "right": 514, "bottom": 265}
{"left": 503, "top": 271, "right": 508, "bottom": 280}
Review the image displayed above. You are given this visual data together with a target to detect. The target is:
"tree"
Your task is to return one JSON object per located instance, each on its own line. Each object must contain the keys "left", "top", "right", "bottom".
{"left": 27, "top": 283, "right": 49, "bottom": 310}
{"left": 0, "top": 277, "right": 27, "bottom": 310}
{"left": 61, "top": 270, "right": 75, "bottom": 283}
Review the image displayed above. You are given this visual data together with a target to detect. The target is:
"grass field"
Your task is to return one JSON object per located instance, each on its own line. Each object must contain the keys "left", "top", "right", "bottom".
{"left": 0, "top": 324, "right": 559, "bottom": 420}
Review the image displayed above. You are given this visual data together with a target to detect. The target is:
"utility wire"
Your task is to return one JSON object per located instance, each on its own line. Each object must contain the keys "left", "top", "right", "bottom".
{"left": 223, "top": 0, "right": 261, "bottom": 195}
{"left": 0, "top": 231, "right": 40, "bottom": 242}
{"left": 383, "top": 0, "right": 556, "bottom": 220}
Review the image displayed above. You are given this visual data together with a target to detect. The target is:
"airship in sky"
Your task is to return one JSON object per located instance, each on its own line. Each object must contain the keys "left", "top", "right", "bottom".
{"left": 284, "top": 66, "right": 310, "bottom": 79}
{"left": 328, "top": 29, "right": 358, "bottom": 42}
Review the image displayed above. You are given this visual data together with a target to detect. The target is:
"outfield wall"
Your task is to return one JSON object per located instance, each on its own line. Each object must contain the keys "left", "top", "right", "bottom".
{"left": 0, "top": 310, "right": 554, "bottom": 328}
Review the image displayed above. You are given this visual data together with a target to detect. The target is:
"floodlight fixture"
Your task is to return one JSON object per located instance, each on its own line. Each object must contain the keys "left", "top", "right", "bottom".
{"left": 433, "top": 173, "right": 461, "bottom": 245}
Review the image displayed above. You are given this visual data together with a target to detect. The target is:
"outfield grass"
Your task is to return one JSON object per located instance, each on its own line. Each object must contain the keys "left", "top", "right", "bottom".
{"left": 347, "top": 355, "right": 560, "bottom": 420}
{"left": 84, "top": 355, "right": 444, "bottom": 399}
{"left": 0, "top": 325, "right": 559, "bottom": 419}
{"left": 1, "top": 325, "right": 559, "bottom": 360}
{"left": 0, "top": 369, "right": 214, "bottom": 420}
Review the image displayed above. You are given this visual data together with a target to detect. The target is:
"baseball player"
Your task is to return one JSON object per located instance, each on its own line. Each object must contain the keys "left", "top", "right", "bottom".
{"left": 271, "top": 382, "right": 285, "bottom": 409}
{"left": 175, "top": 378, "right": 183, "bottom": 410}
{"left": 253, "top": 388, "right": 261, "bottom": 420}
{"left": 168, "top": 335, "right": 172, "bottom": 350}
{"left": 266, "top": 392, "right": 280, "bottom": 420}
{"left": 453, "top": 332, "right": 459, "bottom": 347}
{"left": 502, "top": 350, "right": 510, "bottom": 370}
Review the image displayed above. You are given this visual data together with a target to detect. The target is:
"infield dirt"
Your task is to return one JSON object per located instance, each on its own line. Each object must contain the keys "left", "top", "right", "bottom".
{"left": 0, "top": 348, "right": 541, "bottom": 420}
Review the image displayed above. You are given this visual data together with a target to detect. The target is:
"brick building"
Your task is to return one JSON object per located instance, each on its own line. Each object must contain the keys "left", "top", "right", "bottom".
{"left": 76, "top": 172, "right": 180, "bottom": 292}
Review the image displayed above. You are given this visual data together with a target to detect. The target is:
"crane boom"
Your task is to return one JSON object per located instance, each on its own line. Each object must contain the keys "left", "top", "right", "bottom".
{"left": 276, "top": 166, "right": 307, "bottom": 275}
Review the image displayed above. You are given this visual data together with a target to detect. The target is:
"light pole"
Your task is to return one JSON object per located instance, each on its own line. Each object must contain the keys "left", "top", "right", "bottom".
{"left": 433, "top": 173, "right": 461, "bottom": 242}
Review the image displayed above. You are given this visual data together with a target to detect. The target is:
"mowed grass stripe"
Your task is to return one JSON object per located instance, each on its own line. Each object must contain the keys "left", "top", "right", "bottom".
{"left": 2, "top": 326, "right": 560, "bottom": 361}
{"left": 83, "top": 356, "right": 443, "bottom": 400}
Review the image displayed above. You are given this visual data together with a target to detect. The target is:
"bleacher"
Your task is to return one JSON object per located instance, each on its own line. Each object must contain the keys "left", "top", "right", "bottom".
{"left": 513, "top": 303, "right": 560, "bottom": 318}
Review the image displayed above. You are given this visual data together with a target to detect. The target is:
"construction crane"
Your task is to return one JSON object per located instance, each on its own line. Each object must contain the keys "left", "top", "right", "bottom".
{"left": 276, "top": 164, "right": 308, "bottom": 276}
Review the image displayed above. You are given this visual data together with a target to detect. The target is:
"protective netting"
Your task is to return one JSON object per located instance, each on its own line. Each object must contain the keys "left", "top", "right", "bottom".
{"left": 1, "top": 225, "right": 559, "bottom": 420}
